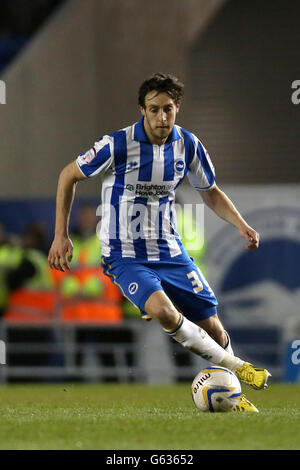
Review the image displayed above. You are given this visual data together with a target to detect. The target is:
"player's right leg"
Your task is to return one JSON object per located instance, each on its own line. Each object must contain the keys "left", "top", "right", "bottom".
{"left": 102, "top": 257, "right": 241, "bottom": 367}
{"left": 144, "top": 289, "right": 181, "bottom": 330}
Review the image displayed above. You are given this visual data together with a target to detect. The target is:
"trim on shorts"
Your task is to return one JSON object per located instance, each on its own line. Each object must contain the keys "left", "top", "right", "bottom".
{"left": 102, "top": 256, "right": 139, "bottom": 309}
{"left": 164, "top": 314, "right": 184, "bottom": 335}
{"left": 189, "top": 305, "right": 217, "bottom": 322}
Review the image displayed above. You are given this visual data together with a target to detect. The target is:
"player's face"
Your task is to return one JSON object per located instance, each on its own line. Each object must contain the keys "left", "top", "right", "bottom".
{"left": 140, "top": 91, "right": 180, "bottom": 145}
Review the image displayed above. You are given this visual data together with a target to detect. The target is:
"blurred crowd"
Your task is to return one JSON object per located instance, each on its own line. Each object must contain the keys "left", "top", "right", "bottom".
{"left": 0, "top": 202, "right": 207, "bottom": 324}
{"left": 0, "top": 204, "right": 138, "bottom": 324}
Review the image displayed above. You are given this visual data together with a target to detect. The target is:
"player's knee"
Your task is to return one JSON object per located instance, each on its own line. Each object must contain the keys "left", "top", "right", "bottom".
{"left": 145, "top": 291, "right": 179, "bottom": 329}
{"left": 147, "top": 304, "right": 178, "bottom": 330}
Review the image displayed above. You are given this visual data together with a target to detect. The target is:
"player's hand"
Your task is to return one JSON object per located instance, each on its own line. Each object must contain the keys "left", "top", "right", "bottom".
{"left": 48, "top": 236, "right": 73, "bottom": 271}
{"left": 238, "top": 224, "right": 260, "bottom": 250}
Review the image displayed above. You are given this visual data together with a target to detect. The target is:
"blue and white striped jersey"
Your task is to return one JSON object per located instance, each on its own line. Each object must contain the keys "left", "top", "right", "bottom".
{"left": 76, "top": 117, "right": 215, "bottom": 261}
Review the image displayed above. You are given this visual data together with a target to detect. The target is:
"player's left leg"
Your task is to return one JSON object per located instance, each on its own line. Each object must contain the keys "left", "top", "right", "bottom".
{"left": 196, "top": 315, "right": 259, "bottom": 412}
{"left": 158, "top": 256, "right": 271, "bottom": 392}
{"left": 196, "top": 314, "right": 235, "bottom": 365}
{"left": 196, "top": 314, "right": 228, "bottom": 348}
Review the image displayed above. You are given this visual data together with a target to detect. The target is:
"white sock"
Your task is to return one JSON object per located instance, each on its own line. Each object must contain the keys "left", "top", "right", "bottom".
{"left": 224, "top": 330, "right": 234, "bottom": 355}
{"left": 209, "top": 330, "right": 233, "bottom": 364}
{"left": 209, "top": 329, "right": 241, "bottom": 370}
{"left": 166, "top": 315, "right": 243, "bottom": 370}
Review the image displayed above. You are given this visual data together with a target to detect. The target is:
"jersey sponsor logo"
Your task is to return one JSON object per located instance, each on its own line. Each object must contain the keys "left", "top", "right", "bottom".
{"left": 174, "top": 160, "right": 185, "bottom": 173}
{"left": 128, "top": 282, "right": 138, "bottom": 294}
{"left": 124, "top": 183, "right": 175, "bottom": 197}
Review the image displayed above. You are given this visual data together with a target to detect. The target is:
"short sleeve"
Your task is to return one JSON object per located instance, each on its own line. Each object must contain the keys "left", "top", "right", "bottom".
{"left": 76, "top": 136, "right": 113, "bottom": 178}
{"left": 187, "top": 139, "right": 215, "bottom": 190}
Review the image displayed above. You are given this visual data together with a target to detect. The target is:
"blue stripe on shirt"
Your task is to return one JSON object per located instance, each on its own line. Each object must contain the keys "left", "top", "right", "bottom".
{"left": 109, "top": 131, "right": 127, "bottom": 251}
{"left": 169, "top": 199, "right": 178, "bottom": 237}
{"left": 80, "top": 143, "right": 111, "bottom": 177}
{"left": 180, "top": 128, "right": 196, "bottom": 169}
{"left": 163, "top": 143, "right": 175, "bottom": 181}
{"left": 156, "top": 196, "right": 171, "bottom": 258}
{"left": 131, "top": 196, "right": 148, "bottom": 258}
{"left": 139, "top": 143, "right": 153, "bottom": 181}
{"left": 197, "top": 141, "right": 215, "bottom": 187}
{"left": 171, "top": 128, "right": 193, "bottom": 189}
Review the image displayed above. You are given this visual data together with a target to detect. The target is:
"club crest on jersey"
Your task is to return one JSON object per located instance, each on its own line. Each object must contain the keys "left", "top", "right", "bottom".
{"left": 174, "top": 160, "right": 185, "bottom": 173}
{"left": 128, "top": 282, "right": 138, "bottom": 295}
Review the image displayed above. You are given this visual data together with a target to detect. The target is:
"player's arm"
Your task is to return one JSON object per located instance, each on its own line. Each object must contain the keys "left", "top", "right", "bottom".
{"left": 200, "top": 184, "right": 259, "bottom": 250}
{"left": 48, "top": 161, "right": 85, "bottom": 271}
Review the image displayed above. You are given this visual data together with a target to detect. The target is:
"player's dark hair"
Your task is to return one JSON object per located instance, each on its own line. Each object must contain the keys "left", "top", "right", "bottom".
{"left": 138, "top": 73, "right": 184, "bottom": 108}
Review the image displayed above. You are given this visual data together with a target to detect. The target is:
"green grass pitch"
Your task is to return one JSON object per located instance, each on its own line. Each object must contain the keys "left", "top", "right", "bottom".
{"left": 0, "top": 383, "right": 299, "bottom": 450}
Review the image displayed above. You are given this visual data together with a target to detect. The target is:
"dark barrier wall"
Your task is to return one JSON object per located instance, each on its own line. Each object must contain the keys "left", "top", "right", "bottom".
{"left": 0, "top": 0, "right": 298, "bottom": 198}
{"left": 0, "top": 198, "right": 99, "bottom": 239}
{"left": 184, "top": 0, "right": 300, "bottom": 183}
{"left": 0, "top": 0, "right": 225, "bottom": 198}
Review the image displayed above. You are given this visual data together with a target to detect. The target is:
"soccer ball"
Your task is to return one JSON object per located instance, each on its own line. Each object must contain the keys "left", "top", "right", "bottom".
{"left": 191, "top": 366, "right": 241, "bottom": 412}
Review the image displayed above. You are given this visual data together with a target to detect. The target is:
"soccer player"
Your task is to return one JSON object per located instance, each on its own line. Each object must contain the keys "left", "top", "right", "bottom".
{"left": 48, "top": 73, "right": 270, "bottom": 412}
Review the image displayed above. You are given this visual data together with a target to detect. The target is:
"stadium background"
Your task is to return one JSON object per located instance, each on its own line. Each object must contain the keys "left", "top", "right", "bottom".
{"left": 0, "top": 0, "right": 299, "bottom": 385}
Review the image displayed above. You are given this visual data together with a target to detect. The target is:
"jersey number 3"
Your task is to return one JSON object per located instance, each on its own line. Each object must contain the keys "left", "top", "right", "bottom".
{"left": 187, "top": 270, "right": 203, "bottom": 293}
